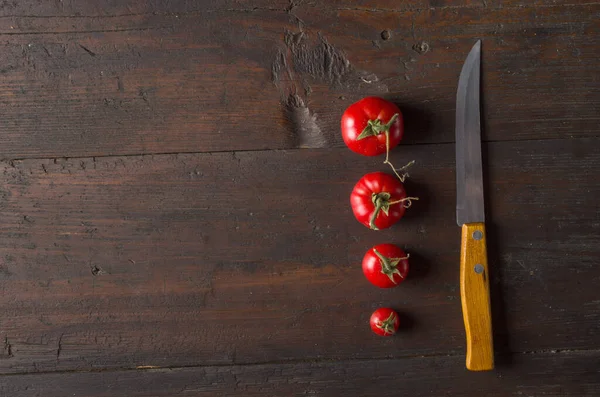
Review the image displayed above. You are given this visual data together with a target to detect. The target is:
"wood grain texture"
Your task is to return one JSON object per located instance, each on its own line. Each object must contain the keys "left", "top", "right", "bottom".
{"left": 0, "top": 0, "right": 289, "bottom": 16}
{"left": 2, "top": 350, "right": 599, "bottom": 397}
{"left": 0, "top": 138, "right": 597, "bottom": 374}
{"left": 0, "top": 1, "right": 553, "bottom": 18}
{"left": 460, "top": 222, "right": 494, "bottom": 371}
{"left": 0, "top": 1, "right": 598, "bottom": 393}
{"left": 0, "top": 2, "right": 597, "bottom": 158}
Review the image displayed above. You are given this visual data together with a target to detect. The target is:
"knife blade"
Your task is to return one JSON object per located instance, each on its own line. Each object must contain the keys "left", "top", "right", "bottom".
{"left": 455, "top": 40, "right": 494, "bottom": 371}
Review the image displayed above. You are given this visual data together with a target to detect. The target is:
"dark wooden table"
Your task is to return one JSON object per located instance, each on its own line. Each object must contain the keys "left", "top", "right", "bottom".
{"left": 0, "top": 1, "right": 598, "bottom": 396}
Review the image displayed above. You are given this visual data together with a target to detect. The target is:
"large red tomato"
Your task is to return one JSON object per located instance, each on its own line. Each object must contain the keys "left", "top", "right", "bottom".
{"left": 341, "top": 97, "right": 403, "bottom": 157}
{"left": 362, "top": 244, "right": 409, "bottom": 288}
{"left": 370, "top": 308, "right": 400, "bottom": 336}
{"left": 350, "top": 172, "right": 415, "bottom": 230}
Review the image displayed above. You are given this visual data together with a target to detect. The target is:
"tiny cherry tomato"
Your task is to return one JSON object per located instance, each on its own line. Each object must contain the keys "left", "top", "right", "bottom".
{"left": 350, "top": 171, "right": 415, "bottom": 230}
{"left": 341, "top": 97, "right": 404, "bottom": 157}
{"left": 370, "top": 308, "right": 400, "bottom": 336}
{"left": 362, "top": 244, "right": 409, "bottom": 288}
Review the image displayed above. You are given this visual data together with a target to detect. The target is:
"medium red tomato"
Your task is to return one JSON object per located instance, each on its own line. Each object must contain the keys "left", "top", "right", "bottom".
{"left": 351, "top": 172, "right": 415, "bottom": 230}
{"left": 370, "top": 308, "right": 400, "bottom": 336}
{"left": 341, "top": 97, "right": 403, "bottom": 157}
{"left": 362, "top": 244, "right": 410, "bottom": 288}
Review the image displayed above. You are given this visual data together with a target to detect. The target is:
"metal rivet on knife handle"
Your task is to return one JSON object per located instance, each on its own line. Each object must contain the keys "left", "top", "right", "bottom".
{"left": 472, "top": 230, "right": 483, "bottom": 240}
{"left": 474, "top": 264, "right": 484, "bottom": 274}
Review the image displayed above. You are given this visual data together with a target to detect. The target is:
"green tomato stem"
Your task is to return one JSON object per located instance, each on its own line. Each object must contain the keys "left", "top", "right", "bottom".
{"left": 373, "top": 249, "right": 409, "bottom": 284}
{"left": 369, "top": 196, "right": 384, "bottom": 231}
{"left": 356, "top": 113, "right": 399, "bottom": 140}
{"left": 369, "top": 192, "right": 391, "bottom": 230}
{"left": 376, "top": 311, "right": 398, "bottom": 335}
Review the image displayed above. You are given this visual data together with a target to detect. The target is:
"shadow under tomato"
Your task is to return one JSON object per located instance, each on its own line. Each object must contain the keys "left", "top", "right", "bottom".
{"left": 395, "top": 311, "right": 416, "bottom": 333}
{"left": 403, "top": 250, "right": 431, "bottom": 281}
{"left": 385, "top": 100, "right": 437, "bottom": 144}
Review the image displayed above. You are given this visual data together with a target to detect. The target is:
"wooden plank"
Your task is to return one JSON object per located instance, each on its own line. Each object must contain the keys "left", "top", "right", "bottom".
{"left": 0, "top": 2, "right": 597, "bottom": 158}
{"left": 0, "top": 138, "right": 597, "bottom": 373}
{"left": 0, "top": 0, "right": 483, "bottom": 17}
{"left": 0, "top": 0, "right": 290, "bottom": 17}
{"left": 334, "top": 0, "right": 599, "bottom": 10}
{"left": 0, "top": 0, "right": 582, "bottom": 18}
{"left": 2, "top": 350, "right": 599, "bottom": 396}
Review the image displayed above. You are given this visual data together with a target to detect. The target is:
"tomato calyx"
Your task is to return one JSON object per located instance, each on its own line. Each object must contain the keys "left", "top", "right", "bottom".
{"left": 369, "top": 192, "right": 391, "bottom": 230}
{"left": 356, "top": 113, "right": 400, "bottom": 141}
{"left": 376, "top": 312, "right": 398, "bottom": 335}
{"left": 369, "top": 192, "right": 419, "bottom": 230}
{"left": 373, "top": 248, "right": 409, "bottom": 284}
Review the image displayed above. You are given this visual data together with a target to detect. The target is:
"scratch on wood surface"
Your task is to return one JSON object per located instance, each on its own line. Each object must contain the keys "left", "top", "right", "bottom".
{"left": 56, "top": 333, "right": 64, "bottom": 361}
{"left": 273, "top": 30, "right": 387, "bottom": 91}
{"left": 272, "top": 29, "right": 386, "bottom": 149}
{"left": 285, "top": 94, "right": 326, "bottom": 149}
{"left": 286, "top": 0, "right": 305, "bottom": 28}
{"left": 78, "top": 44, "right": 96, "bottom": 57}
{"left": 271, "top": 48, "right": 288, "bottom": 84}
{"left": 514, "top": 258, "right": 548, "bottom": 291}
{"left": 283, "top": 30, "right": 350, "bottom": 86}
{"left": 2, "top": 337, "right": 12, "bottom": 358}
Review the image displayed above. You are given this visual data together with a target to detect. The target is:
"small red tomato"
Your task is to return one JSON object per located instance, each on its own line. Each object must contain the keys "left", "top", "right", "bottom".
{"left": 341, "top": 97, "right": 403, "bottom": 157}
{"left": 370, "top": 308, "right": 400, "bottom": 336}
{"left": 362, "top": 244, "right": 409, "bottom": 288}
{"left": 351, "top": 172, "right": 414, "bottom": 230}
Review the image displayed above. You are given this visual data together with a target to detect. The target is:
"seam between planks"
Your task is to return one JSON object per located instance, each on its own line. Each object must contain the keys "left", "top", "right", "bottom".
{"left": 0, "top": 26, "right": 172, "bottom": 35}
{"left": 1, "top": 136, "right": 598, "bottom": 163}
{"left": 0, "top": 2, "right": 597, "bottom": 21}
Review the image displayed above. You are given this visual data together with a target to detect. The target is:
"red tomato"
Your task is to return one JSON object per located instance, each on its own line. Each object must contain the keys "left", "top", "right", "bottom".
{"left": 370, "top": 308, "right": 400, "bottom": 336}
{"left": 341, "top": 97, "right": 403, "bottom": 157}
{"left": 362, "top": 244, "right": 409, "bottom": 288}
{"left": 350, "top": 172, "right": 414, "bottom": 230}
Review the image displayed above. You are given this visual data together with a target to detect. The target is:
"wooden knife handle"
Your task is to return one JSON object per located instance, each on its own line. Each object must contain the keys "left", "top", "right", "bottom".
{"left": 460, "top": 222, "right": 494, "bottom": 371}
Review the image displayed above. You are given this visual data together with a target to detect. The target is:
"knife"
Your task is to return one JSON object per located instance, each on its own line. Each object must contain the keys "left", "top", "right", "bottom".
{"left": 455, "top": 40, "right": 494, "bottom": 371}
